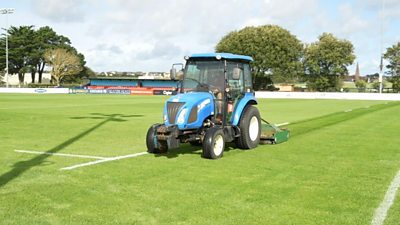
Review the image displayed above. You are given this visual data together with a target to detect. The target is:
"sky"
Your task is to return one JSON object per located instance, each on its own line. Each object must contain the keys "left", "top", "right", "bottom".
{"left": 0, "top": 0, "right": 399, "bottom": 75}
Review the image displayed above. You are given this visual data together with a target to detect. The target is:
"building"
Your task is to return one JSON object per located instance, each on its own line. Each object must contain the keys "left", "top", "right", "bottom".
{"left": 354, "top": 62, "right": 360, "bottom": 81}
{"left": 1, "top": 72, "right": 52, "bottom": 86}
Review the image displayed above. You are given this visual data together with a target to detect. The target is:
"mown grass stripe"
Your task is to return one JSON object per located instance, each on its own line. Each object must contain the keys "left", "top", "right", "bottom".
{"left": 288, "top": 102, "right": 400, "bottom": 137}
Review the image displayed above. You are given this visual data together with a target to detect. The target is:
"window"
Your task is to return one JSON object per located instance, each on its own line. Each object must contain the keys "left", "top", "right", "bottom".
{"left": 227, "top": 62, "right": 244, "bottom": 92}
{"left": 244, "top": 64, "right": 252, "bottom": 91}
{"left": 182, "top": 60, "right": 224, "bottom": 92}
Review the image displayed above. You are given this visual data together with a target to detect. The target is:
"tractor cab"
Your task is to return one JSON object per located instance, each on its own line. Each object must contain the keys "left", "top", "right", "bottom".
{"left": 146, "top": 53, "right": 289, "bottom": 159}
{"left": 171, "top": 53, "right": 255, "bottom": 125}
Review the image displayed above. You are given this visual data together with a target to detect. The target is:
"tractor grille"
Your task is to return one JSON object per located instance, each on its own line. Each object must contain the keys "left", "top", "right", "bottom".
{"left": 167, "top": 102, "right": 185, "bottom": 124}
{"left": 188, "top": 106, "right": 197, "bottom": 123}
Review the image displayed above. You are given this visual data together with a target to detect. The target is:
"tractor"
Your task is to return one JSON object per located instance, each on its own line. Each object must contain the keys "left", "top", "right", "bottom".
{"left": 146, "top": 53, "right": 288, "bottom": 159}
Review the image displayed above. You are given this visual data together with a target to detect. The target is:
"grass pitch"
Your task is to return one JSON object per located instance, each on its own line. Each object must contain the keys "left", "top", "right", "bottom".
{"left": 0, "top": 94, "right": 399, "bottom": 225}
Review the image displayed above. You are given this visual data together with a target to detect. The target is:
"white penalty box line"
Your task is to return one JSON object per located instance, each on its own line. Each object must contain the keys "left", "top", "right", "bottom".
{"left": 14, "top": 149, "right": 148, "bottom": 171}
{"left": 60, "top": 152, "right": 148, "bottom": 171}
{"left": 15, "top": 150, "right": 107, "bottom": 159}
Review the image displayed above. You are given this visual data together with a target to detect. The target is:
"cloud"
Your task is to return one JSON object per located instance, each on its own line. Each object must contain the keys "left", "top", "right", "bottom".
{"left": 336, "top": 3, "right": 369, "bottom": 37}
{"left": 137, "top": 40, "right": 182, "bottom": 60}
{"left": 361, "top": 0, "right": 400, "bottom": 19}
{"left": 32, "top": 0, "right": 86, "bottom": 22}
{"left": 14, "top": 0, "right": 397, "bottom": 75}
{"left": 94, "top": 44, "right": 123, "bottom": 54}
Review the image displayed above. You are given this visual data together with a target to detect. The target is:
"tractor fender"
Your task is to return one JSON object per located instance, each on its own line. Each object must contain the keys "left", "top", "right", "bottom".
{"left": 231, "top": 92, "right": 258, "bottom": 126}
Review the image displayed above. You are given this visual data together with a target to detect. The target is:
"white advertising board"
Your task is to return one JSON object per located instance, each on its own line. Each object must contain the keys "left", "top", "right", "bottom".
{"left": 255, "top": 92, "right": 400, "bottom": 101}
{"left": 0, "top": 88, "right": 70, "bottom": 94}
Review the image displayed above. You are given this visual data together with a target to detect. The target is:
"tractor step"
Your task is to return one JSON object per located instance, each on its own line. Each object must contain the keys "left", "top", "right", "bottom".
{"left": 260, "top": 123, "right": 289, "bottom": 144}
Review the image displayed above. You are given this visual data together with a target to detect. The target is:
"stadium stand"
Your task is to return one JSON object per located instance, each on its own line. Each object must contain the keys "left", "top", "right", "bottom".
{"left": 87, "top": 77, "right": 179, "bottom": 95}
{"left": 90, "top": 79, "right": 138, "bottom": 87}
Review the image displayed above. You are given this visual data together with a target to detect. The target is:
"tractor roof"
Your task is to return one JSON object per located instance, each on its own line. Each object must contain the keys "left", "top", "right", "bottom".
{"left": 189, "top": 53, "right": 253, "bottom": 62}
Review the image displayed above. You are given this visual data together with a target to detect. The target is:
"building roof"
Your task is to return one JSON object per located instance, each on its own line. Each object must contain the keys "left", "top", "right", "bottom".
{"left": 89, "top": 77, "right": 173, "bottom": 81}
{"left": 189, "top": 53, "right": 253, "bottom": 61}
{"left": 89, "top": 77, "right": 138, "bottom": 80}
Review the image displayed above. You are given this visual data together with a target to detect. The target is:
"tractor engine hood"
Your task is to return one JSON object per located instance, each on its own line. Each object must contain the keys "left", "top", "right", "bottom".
{"left": 163, "top": 92, "right": 215, "bottom": 130}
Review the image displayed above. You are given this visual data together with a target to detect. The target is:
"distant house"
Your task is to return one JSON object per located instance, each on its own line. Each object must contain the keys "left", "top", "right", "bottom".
{"left": 138, "top": 72, "right": 171, "bottom": 80}
{"left": 96, "top": 71, "right": 171, "bottom": 80}
{"left": 365, "top": 73, "right": 379, "bottom": 83}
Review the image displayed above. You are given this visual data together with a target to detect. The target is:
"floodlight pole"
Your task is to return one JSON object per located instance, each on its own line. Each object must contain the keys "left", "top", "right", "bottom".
{"left": 378, "top": 0, "right": 385, "bottom": 94}
{"left": 0, "top": 8, "right": 14, "bottom": 88}
{"left": 379, "top": 58, "right": 383, "bottom": 94}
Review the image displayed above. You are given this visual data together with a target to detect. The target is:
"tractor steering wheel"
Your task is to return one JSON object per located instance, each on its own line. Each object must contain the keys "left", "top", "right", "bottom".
{"left": 183, "top": 78, "right": 202, "bottom": 92}
{"left": 185, "top": 78, "right": 201, "bottom": 86}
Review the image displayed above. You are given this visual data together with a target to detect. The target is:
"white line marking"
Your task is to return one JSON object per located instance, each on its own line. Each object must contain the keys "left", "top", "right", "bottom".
{"left": 15, "top": 149, "right": 107, "bottom": 160}
{"left": 275, "top": 122, "right": 290, "bottom": 127}
{"left": 371, "top": 169, "right": 400, "bottom": 225}
{"left": 344, "top": 109, "right": 353, "bottom": 112}
{"left": 60, "top": 152, "right": 148, "bottom": 171}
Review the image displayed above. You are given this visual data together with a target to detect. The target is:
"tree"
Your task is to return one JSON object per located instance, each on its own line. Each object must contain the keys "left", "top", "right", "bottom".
{"left": 389, "top": 76, "right": 400, "bottom": 93}
{"left": 383, "top": 42, "right": 400, "bottom": 92}
{"left": 62, "top": 66, "right": 96, "bottom": 85}
{"left": 304, "top": 33, "right": 355, "bottom": 91}
{"left": 0, "top": 71, "right": 4, "bottom": 86}
{"left": 34, "top": 26, "right": 72, "bottom": 83}
{"left": 372, "top": 80, "right": 387, "bottom": 90}
{"left": 0, "top": 26, "right": 79, "bottom": 85}
{"left": 215, "top": 25, "right": 303, "bottom": 89}
{"left": 383, "top": 42, "right": 400, "bottom": 76}
{"left": 355, "top": 79, "right": 366, "bottom": 92}
{"left": 0, "top": 26, "right": 36, "bottom": 86}
{"left": 44, "top": 48, "right": 83, "bottom": 86}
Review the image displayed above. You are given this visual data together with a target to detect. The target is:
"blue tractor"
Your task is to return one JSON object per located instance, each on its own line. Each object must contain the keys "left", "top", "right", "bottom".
{"left": 146, "top": 53, "right": 288, "bottom": 159}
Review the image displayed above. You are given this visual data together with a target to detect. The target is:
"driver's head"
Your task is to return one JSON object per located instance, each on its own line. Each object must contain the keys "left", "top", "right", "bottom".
{"left": 208, "top": 71, "right": 224, "bottom": 87}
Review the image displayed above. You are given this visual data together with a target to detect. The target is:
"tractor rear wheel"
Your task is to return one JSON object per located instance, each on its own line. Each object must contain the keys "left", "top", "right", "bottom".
{"left": 236, "top": 105, "right": 261, "bottom": 149}
{"left": 202, "top": 128, "right": 225, "bottom": 159}
{"left": 146, "top": 124, "right": 167, "bottom": 153}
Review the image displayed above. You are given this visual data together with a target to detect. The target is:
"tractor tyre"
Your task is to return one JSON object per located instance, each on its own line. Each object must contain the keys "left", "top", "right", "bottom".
{"left": 146, "top": 124, "right": 167, "bottom": 154}
{"left": 202, "top": 127, "right": 225, "bottom": 159}
{"left": 236, "top": 105, "right": 261, "bottom": 149}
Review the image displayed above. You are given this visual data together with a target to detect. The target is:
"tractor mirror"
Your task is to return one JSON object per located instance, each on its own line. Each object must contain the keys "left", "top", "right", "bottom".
{"left": 232, "top": 68, "right": 241, "bottom": 80}
{"left": 170, "top": 68, "right": 177, "bottom": 80}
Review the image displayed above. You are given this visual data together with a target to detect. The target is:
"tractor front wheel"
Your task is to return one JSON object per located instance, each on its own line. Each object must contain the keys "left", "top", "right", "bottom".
{"left": 202, "top": 128, "right": 225, "bottom": 159}
{"left": 146, "top": 124, "right": 167, "bottom": 154}
{"left": 236, "top": 105, "right": 261, "bottom": 149}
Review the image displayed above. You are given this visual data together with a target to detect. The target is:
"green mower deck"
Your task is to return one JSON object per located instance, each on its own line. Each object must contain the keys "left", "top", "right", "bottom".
{"left": 260, "top": 123, "right": 290, "bottom": 144}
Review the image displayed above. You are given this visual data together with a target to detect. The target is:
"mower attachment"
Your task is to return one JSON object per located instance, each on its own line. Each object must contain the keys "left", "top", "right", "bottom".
{"left": 260, "top": 123, "right": 289, "bottom": 144}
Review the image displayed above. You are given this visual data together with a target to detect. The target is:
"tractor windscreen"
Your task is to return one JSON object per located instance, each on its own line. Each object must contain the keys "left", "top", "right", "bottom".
{"left": 182, "top": 60, "right": 224, "bottom": 93}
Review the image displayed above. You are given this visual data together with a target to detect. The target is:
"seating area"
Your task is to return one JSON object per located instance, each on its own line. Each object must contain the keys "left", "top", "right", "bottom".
{"left": 141, "top": 80, "right": 178, "bottom": 88}
{"left": 90, "top": 79, "right": 139, "bottom": 87}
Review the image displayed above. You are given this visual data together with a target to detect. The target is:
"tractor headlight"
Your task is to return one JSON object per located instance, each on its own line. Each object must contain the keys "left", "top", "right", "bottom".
{"left": 177, "top": 108, "right": 188, "bottom": 124}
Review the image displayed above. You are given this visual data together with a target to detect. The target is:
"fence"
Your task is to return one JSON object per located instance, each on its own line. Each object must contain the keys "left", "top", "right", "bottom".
{"left": 1, "top": 88, "right": 400, "bottom": 100}
{"left": 255, "top": 91, "right": 400, "bottom": 101}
